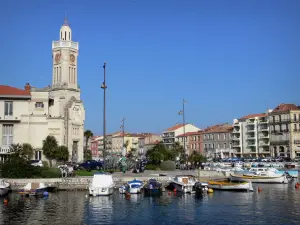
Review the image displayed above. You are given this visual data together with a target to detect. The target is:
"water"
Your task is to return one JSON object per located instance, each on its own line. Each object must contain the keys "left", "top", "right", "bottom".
{"left": 1, "top": 182, "right": 300, "bottom": 225}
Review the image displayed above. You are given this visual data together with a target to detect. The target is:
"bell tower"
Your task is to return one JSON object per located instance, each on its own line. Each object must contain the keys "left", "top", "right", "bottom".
{"left": 52, "top": 16, "right": 79, "bottom": 90}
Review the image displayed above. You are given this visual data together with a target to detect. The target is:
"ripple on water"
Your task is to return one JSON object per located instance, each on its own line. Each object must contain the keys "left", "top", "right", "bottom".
{"left": 0, "top": 182, "right": 300, "bottom": 225}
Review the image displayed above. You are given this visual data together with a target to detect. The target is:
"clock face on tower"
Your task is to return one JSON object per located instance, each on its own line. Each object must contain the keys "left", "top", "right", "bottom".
{"left": 55, "top": 53, "right": 61, "bottom": 63}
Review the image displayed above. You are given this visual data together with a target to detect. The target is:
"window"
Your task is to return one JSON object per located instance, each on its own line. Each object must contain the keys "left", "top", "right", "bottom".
{"left": 224, "top": 143, "right": 227, "bottom": 149}
{"left": 204, "top": 144, "right": 207, "bottom": 149}
{"left": 35, "top": 102, "right": 44, "bottom": 108}
{"left": 198, "top": 136, "right": 200, "bottom": 141}
{"left": 4, "top": 101, "right": 13, "bottom": 116}
{"left": 2, "top": 125, "right": 13, "bottom": 145}
{"left": 194, "top": 136, "right": 196, "bottom": 141}
{"left": 294, "top": 124, "right": 297, "bottom": 131}
{"left": 218, "top": 134, "right": 220, "bottom": 140}
{"left": 224, "top": 133, "right": 226, "bottom": 139}
{"left": 212, "top": 143, "right": 215, "bottom": 149}
{"left": 217, "top": 143, "right": 220, "bottom": 149}
{"left": 294, "top": 114, "right": 297, "bottom": 121}
{"left": 35, "top": 151, "right": 42, "bottom": 160}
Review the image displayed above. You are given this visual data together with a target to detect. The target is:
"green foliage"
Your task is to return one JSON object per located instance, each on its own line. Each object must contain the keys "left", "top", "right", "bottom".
{"left": 145, "top": 164, "right": 160, "bottom": 170}
{"left": 160, "top": 160, "right": 176, "bottom": 171}
{"left": 56, "top": 145, "right": 69, "bottom": 162}
{"left": 9, "top": 143, "right": 34, "bottom": 161}
{"left": 84, "top": 147, "right": 92, "bottom": 161}
{"left": 40, "top": 168, "right": 61, "bottom": 178}
{"left": 84, "top": 130, "right": 93, "bottom": 161}
{"left": 188, "top": 151, "right": 207, "bottom": 163}
{"left": 42, "top": 136, "right": 58, "bottom": 167}
{"left": 42, "top": 161, "right": 49, "bottom": 168}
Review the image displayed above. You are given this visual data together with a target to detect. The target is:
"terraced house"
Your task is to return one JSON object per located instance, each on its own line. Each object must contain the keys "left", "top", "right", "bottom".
{"left": 269, "top": 103, "right": 300, "bottom": 158}
{"left": 202, "top": 124, "right": 234, "bottom": 159}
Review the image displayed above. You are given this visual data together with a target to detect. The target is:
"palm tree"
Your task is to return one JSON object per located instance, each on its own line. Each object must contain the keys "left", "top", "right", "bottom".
{"left": 42, "top": 136, "right": 58, "bottom": 167}
{"left": 56, "top": 146, "right": 69, "bottom": 163}
{"left": 84, "top": 130, "right": 93, "bottom": 161}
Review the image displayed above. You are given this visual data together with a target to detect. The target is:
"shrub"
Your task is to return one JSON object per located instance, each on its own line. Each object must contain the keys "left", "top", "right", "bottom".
{"left": 160, "top": 160, "right": 176, "bottom": 171}
{"left": 41, "top": 168, "right": 61, "bottom": 178}
{"left": 145, "top": 164, "right": 159, "bottom": 170}
{"left": 42, "top": 161, "right": 49, "bottom": 168}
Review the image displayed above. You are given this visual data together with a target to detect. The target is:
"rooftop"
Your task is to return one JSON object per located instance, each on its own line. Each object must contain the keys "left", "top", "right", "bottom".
{"left": 271, "top": 103, "right": 300, "bottom": 113}
{"left": 0, "top": 85, "right": 31, "bottom": 96}
{"left": 202, "top": 124, "right": 233, "bottom": 134}
{"left": 176, "top": 131, "right": 202, "bottom": 137}
{"left": 239, "top": 113, "right": 266, "bottom": 120}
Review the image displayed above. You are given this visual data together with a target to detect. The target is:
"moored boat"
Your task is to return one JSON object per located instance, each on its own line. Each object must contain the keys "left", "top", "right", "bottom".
{"left": 144, "top": 179, "right": 162, "bottom": 196}
{"left": 89, "top": 172, "right": 114, "bottom": 196}
{"left": 119, "top": 179, "right": 143, "bottom": 194}
{"left": 193, "top": 182, "right": 209, "bottom": 195}
{"left": 208, "top": 179, "right": 253, "bottom": 191}
{"left": 19, "top": 183, "right": 49, "bottom": 196}
{"left": 169, "top": 175, "right": 197, "bottom": 193}
{"left": 0, "top": 179, "right": 10, "bottom": 196}
{"left": 230, "top": 173, "right": 288, "bottom": 184}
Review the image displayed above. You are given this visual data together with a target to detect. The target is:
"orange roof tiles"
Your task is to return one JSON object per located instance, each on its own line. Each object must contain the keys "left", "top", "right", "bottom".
{"left": 239, "top": 113, "right": 266, "bottom": 120}
{"left": 272, "top": 103, "right": 300, "bottom": 113}
{"left": 166, "top": 124, "right": 185, "bottom": 131}
{"left": 176, "top": 131, "right": 202, "bottom": 137}
{"left": 202, "top": 124, "right": 233, "bottom": 134}
{"left": 0, "top": 85, "right": 30, "bottom": 96}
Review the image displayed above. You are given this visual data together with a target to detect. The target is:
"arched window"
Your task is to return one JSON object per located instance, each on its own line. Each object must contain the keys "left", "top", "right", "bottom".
{"left": 65, "top": 31, "right": 67, "bottom": 40}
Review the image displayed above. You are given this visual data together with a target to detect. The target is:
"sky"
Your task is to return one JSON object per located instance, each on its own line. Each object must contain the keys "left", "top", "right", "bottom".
{"left": 0, "top": 0, "right": 300, "bottom": 135}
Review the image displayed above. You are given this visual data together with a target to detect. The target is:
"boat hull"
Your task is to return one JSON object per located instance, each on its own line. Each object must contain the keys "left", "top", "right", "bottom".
{"left": 208, "top": 181, "right": 253, "bottom": 191}
{"left": 0, "top": 188, "right": 9, "bottom": 196}
{"left": 230, "top": 174, "right": 288, "bottom": 184}
{"left": 172, "top": 182, "right": 194, "bottom": 193}
{"left": 89, "top": 187, "right": 114, "bottom": 196}
{"left": 144, "top": 188, "right": 162, "bottom": 196}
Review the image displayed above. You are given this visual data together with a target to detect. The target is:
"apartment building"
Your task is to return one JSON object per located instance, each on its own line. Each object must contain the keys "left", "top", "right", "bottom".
{"left": 232, "top": 113, "right": 271, "bottom": 158}
{"left": 162, "top": 124, "right": 201, "bottom": 153}
{"left": 269, "top": 103, "right": 300, "bottom": 158}
{"left": 202, "top": 124, "right": 234, "bottom": 159}
{"left": 138, "top": 134, "right": 162, "bottom": 155}
{"left": 176, "top": 131, "right": 203, "bottom": 155}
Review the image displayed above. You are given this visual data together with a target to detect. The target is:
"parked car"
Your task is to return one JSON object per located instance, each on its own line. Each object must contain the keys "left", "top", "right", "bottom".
{"left": 78, "top": 160, "right": 103, "bottom": 171}
{"left": 31, "top": 160, "right": 43, "bottom": 167}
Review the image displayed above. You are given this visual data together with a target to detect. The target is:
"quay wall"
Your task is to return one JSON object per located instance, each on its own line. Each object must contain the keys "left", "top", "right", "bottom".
{"left": 4, "top": 170, "right": 230, "bottom": 191}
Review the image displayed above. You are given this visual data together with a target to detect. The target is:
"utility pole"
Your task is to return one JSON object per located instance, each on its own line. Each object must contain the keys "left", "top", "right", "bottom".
{"left": 178, "top": 99, "right": 187, "bottom": 155}
{"left": 120, "top": 117, "right": 125, "bottom": 155}
{"left": 101, "top": 62, "right": 107, "bottom": 167}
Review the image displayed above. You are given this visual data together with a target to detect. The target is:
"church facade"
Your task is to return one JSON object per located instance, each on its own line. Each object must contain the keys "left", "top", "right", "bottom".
{"left": 0, "top": 19, "right": 85, "bottom": 162}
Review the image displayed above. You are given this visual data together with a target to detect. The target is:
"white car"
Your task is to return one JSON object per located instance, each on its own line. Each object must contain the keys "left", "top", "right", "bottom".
{"left": 31, "top": 160, "right": 43, "bottom": 167}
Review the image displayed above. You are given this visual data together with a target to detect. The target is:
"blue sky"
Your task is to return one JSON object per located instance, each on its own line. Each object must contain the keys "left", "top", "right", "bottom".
{"left": 1, "top": 0, "right": 300, "bottom": 135}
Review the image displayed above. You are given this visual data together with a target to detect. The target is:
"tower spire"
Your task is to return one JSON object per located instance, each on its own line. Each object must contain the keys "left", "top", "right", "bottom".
{"left": 63, "top": 12, "right": 69, "bottom": 26}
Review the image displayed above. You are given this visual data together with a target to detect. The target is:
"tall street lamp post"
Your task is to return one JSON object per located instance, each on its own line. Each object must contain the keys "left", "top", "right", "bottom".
{"left": 178, "top": 99, "right": 187, "bottom": 155}
{"left": 120, "top": 117, "right": 126, "bottom": 155}
{"left": 101, "top": 62, "right": 107, "bottom": 168}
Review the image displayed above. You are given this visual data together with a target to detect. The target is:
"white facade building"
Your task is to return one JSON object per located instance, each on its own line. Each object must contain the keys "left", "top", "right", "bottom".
{"left": 0, "top": 18, "right": 85, "bottom": 162}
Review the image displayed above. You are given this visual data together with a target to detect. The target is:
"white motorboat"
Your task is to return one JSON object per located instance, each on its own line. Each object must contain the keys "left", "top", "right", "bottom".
{"left": 0, "top": 179, "right": 10, "bottom": 196}
{"left": 230, "top": 170, "right": 288, "bottom": 184}
{"left": 241, "top": 167, "right": 298, "bottom": 178}
{"left": 89, "top": 173, "right": 114, "bottom": 196}
{"left": 19, "top": 182, "right": 48, "bottom": 196}
{"left": 169, "top": 175, "right": 197, "bottom": 193}
{"left": 208, "top": 179, "right": 253, "bottom": 192}
{"left": 119, "top": 179, "right": 143, "bottom": 194}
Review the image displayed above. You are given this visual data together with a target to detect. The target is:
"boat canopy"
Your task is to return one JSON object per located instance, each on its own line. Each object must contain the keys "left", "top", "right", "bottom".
{"left": 128, "top": 179, "right": 143, "bottom": 184}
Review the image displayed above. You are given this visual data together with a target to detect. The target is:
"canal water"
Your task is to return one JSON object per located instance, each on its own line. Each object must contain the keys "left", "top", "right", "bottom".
{"left": 1, "top": 182, "right": 300, "bottom": 225}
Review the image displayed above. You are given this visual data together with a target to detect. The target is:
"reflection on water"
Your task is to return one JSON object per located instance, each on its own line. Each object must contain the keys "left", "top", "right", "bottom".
{"left": 0, "top": 181, "right": 300, "bottom": 225}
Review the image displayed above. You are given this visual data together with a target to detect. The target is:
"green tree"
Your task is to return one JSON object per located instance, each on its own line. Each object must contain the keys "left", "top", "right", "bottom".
{"left": 9, "top": 143, "right": 34, "bottom": 161}
{"left": 84, "top": 130, "right": 93, "bottom": 161}
{"left": 56, "top": 145, "right": 69, "bottom": 163}
{"left": 42, "top": 135, "right": 58, "bottom": 167}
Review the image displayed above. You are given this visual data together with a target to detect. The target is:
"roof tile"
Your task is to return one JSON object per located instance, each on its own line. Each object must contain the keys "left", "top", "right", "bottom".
{"left": 0, "top": 85, "right": 30, "bottom": 96}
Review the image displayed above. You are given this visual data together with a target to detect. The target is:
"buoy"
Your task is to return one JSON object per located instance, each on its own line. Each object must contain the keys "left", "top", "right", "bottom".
{"left": 173, "top": 188, "right": 176, "bottom": 192}
{"left": 3, "top": 199, "right": 8, "bottom": 204}
{"left": 258, "top": 187, "right": 263, "bottom": 192}
{"left": 295, "top": 183, "right": 299, "bottom": 189}
{"left": 43, "top": 191, "right": 49, "bottom": 197}
{"left": 208, "top": 188, "right": 213, "bottom": 193}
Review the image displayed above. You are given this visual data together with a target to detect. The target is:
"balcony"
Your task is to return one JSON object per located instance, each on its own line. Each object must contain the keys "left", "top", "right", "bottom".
{"left": 270, "top": 140, "right": 289, "bottom": 145}
{"left": 0, "top": 115, "right": 21, "bottom": 122}
{"left": 247, "top": 136, "right": 255, "bottom": 140}
{"left": 259, "top": 141, "right": 269, "bottom": 146}
{"left": 232, "top": 129, "right": 240, "bottom": 133}
{"left": 232, "top": 143, "right": 240, "bottom": 148}
{"left": 269, "top": 119, "right": 290, "bottom": 124}
{"left": 162, "top": 133, "right": 175, "bottom": 138}
{"left": 233, "top": 123, "right": 240, "bottom": 127}
{"left": 247, "top": 120, "right": 255, "bottom": 125}
{"left": 259, "top": 134, "right": 269, "bottom": 139}
{"left": 270, "top": 130, "right": 289, "bottom": 134}
{"left": 259, "top": 119, "right": 269, "bottom": 124}
{"left": 231, "top": 136, "right": 240, "bottom": 141}
{"left": 247, "top": 142, "right": 256, "bottom": 146}
{"left": 52, "top": 40, "right": 79, "bottom": 50}
{"left": 0, "top": 145, "right": 11, "bottom": 155}
{"left": 259, "top": 126, "right": 269, "bottom": 132}
{"left": 246, "top": 129, "right": 255, "bottom": 133}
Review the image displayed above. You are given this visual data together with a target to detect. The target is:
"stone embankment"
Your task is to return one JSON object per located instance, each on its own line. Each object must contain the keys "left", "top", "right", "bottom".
{"left": 4, "top": 170, "right": 229, "bottom": 191}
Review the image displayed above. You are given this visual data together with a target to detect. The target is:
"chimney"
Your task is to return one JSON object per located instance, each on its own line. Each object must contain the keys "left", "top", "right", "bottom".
{"left": 24, "top": 83, "right": 31, "bottom": 91}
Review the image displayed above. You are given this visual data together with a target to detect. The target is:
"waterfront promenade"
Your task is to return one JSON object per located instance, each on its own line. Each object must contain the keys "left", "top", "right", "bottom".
{"left": 4, "top": 169, "right": 229, "bottom": 191}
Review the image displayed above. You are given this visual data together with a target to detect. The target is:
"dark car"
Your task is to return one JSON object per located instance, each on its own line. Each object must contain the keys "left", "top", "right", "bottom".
{"left": 78, "top": 160, "right": 103, "bottom": 171}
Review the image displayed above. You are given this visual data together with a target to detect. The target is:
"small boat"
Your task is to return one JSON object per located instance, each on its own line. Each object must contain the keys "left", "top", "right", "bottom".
{"left": 169, "top": 175, "right": 197, "bottom": 193}
{"left": 144, "top": 179, "right": 162, "bottom": 196}
{"left": 193, "top": 182, "right": 209, "bottom": 195}
{"left": 236, "top": 167, "right": 298, "bottom": 178}
{"left": 0, "top": 179, "right": 10, "bottom": 196}
{"left": 230, "top": 173, "right": 288, "bottom": 184}
{"left": 119, "top": 179, "right": 143, "bottom": 194}
{"left": 208, "top": 179, "right": 253, "bottom": 192}
{"left": 19, "top": 183, "right": 48, "bottom": 196}
{"left": 89, "top": 172, "right": 114, "bottom": 196}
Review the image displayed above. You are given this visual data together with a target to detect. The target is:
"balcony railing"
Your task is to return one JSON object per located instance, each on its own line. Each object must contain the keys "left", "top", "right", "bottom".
{"left": 259, "top": 142, "right": 269, "bottom": 146}
{"left": 232, "top": 129, "right": 240, "bottom": 133}
{"left": 269, "top": 119, "right": 290, "bottom": 124}
{"left": 0, "top": 145, "right": 11, "bottom": 154}
{"left": 247, "top": 136, "right": 255, "bottom": 139}
{"left": 270, "top": 130, "right": 289, "bottom": 134}
{"left": 259, "top": 135, "right": 269, "bottom": 139}
{"left": 259, "top": 119, "right": 269, "bottom": 124}
{"left": 270, "top": 140, "right": 289, "bottom": 145}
